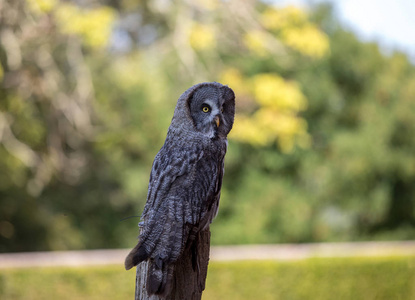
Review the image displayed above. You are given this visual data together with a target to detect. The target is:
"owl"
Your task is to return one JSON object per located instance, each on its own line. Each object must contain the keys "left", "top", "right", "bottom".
{"left": 125, "top": 82, "right": 235, "bottom": 297}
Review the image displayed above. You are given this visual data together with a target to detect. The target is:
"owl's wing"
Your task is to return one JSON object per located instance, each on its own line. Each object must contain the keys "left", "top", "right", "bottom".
{"left": 125, "top": 142, "right": 223, "bottom": 272}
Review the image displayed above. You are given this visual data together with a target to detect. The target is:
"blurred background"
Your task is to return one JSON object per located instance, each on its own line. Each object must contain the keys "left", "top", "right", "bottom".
{"left": 1, "top": 0, "right": 415, "bottom": 253}
{"left": 1, "top": 0, "right": 415, "bottom": 298}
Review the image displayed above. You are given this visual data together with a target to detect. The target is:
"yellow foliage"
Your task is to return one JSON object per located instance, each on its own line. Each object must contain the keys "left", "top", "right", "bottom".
{"left": 260, "top": 5, "right": 330, "bottom": 59}
{"left": 189, "top": 23, "right": 216, "bottom": 51}
{"left": 226, "top": 71, "right": 310, "bottom": 152}
{"left": 26, "top": 0, "right": 57, "bottom": 14}
{"left": 231, "top": 107, "right": 310, "bottom": 152}
{"left": 254, "top": 109, "right": 310, "bottom": 152}
{"left": 255, "top": 110, "right": 302, "bottom": 135}
{"left": 261, "top": 5, "right": 307, "bottom": 30}
{"left": 243, "top": 30, "right": 268, "bottom": 56}
{"left": 55, "top": 4, "right": 115, "bottom": 49}
{"left": 220, "top": 68, "right": 251, "bottom": 100}
{"left": 230, "top": 116, "right": 270, "bottom": 146}
{"left": 252, "top": 74, "right": 307, "bottom": 112}
{"left": 281, "top": 24, "right": 330, "bottom": 58}
{"left": 228, "top": 8, "right": 322, "bottom": 151}
{"left": 196, "top": 0, "right": 219, "bottom": 11}
{"left": 0, "top": 63, "right": 3, "bottom": 81}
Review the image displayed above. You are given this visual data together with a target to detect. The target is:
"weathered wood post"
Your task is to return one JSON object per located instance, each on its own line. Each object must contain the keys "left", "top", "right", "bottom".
{"left": 134, "top": 229, "right": 211, "bottom": 300}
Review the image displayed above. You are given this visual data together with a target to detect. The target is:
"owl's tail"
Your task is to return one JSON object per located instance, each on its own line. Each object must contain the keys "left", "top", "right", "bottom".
{"left": 124, "top": 244, "right": 174, "bottom": 297}
{"left": 124, "top": 243, "right": 148, "bottom": 270}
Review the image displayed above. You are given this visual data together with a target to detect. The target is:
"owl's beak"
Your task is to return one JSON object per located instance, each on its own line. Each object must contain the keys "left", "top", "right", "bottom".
{"left": 214, "top": 116, "right": 220, "bottom": 127}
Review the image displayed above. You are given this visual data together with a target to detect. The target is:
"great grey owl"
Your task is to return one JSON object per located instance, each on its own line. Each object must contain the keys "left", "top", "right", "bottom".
{"left": 125, "top": 82, "right": 235, "bottom": 297}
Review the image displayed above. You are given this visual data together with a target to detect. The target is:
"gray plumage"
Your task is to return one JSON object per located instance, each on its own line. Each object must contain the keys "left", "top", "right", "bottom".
{"left": 125, "top": 82, "right": 235, "bottom": 297}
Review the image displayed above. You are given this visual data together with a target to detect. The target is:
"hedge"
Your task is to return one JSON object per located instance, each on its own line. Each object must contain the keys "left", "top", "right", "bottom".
{"left": 1, "top": 256, "right": 414, "bottom": 299}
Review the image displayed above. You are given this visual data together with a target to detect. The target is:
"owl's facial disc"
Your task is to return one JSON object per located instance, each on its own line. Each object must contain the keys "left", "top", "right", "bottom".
{"left": 202, "top": 99, "right": 222, "bottom": 128}
{"left": 188, "top": 85, "right": 233, "bottom": 138}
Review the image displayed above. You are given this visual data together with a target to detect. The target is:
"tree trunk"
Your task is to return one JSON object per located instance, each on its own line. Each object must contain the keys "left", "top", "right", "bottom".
{"left": 135, "top": 229, "right": 211, "bottom": 300}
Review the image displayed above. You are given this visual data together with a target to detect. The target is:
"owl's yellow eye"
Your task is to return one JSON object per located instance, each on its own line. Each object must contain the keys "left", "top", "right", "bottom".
{"left": 202, "top": 106, "right": 210, "bottom": 113}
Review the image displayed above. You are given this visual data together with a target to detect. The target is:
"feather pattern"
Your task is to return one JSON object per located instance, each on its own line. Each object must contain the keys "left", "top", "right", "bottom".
{"left": 125, "top": 82, "right": 235, "bottom": 297}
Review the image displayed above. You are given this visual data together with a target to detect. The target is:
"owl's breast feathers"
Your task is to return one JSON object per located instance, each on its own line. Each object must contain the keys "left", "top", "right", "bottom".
{"left": 143, "top": 134, "right": 226, "bottom": 223}
{"left": 125, "top": 135, "right": 226, "bottom": 268}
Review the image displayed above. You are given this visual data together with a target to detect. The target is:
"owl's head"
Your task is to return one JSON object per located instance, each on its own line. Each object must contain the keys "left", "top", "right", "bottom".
{"left": 183, "top": 83, "right": 235, "bottom": 139}
{"left": 170, "top": 82, "right": 235, "bottom": 139}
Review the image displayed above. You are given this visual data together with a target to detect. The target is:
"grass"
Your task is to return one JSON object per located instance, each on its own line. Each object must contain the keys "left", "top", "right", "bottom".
{"left": 1, "top": 256, "right": 414, "bottom": 299}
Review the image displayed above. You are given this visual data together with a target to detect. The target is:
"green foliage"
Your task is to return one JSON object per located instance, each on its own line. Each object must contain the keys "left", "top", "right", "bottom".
{"left": 211, "top": 4, "right": 415, "bottom": 244}
{"left": 1, "top": 256, "right": 414, "bottom": 299}
{"left": 205, "top": 257, "right": 415, "bottom": 300}
{"left": 1, "top": 1, "right": 415, "bottom": 252}
{"left": 0, "top": 265, "right": 135, "bottom": 300}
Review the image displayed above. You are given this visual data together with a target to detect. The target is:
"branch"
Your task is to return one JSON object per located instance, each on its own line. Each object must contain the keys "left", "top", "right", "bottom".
{"left": 0, "top": 112, "right": 40, "bottom": 168}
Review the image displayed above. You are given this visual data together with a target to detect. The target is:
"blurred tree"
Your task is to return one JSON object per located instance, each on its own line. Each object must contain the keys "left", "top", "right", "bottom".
{"left": 211, "top": 3, "right": 415, "bottom": 244}
{"left": 0, "top": 0, "right": 126, "bottom": 251}
{"left": 1, "top": 0, "right": 414, "bottom": 252}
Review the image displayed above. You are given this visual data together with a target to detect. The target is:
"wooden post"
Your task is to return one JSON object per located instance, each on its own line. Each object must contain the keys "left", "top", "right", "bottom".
{"left": 134, "top": 229, "right": 211, "bottom": 300}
